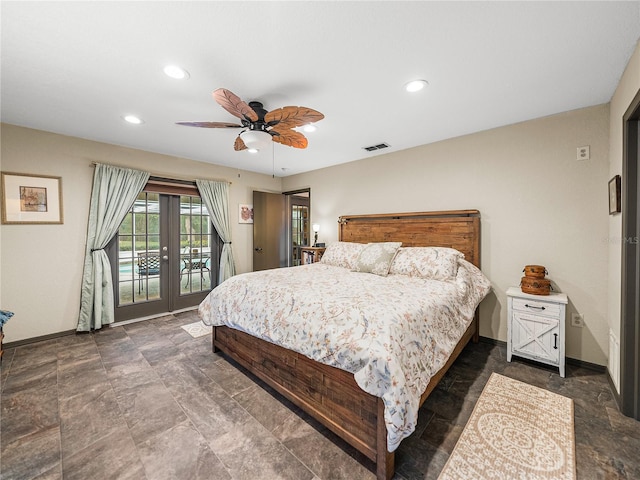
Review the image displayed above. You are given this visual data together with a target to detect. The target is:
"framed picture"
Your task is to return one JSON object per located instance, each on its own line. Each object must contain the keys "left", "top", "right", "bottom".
{"left": 608, "top": 175, "right": 621, "bottom": 215}
{"left": 239, "top": 203, "right": 253, "bottom": 224}
{"left": 1, "top": 172, "right": 63, "bottom": 224}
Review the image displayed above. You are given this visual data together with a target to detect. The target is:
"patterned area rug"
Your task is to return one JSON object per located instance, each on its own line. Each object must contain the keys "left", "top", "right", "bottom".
{"left": 180, "top": 321, "right": 212, "bottom": 338}
{"left": 438, "top": 373, "right": 576, "bottom": 480}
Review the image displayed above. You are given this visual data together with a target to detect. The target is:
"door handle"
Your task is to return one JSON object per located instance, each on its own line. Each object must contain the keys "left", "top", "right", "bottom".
{"left": 553, "top": 333, "right": 558, "bottom": 349}
{"left": 162, "top": 255, "right": 169, "bottom": 260}
{"left": 254, "top": 247, "right": 263, "bottom": 252}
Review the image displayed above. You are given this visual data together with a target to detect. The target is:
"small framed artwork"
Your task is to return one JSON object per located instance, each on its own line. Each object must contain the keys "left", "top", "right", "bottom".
{"left": 1, "top": 172, "right": 63, "bottom": 224}
{"left": 239, "top": 204, "right": 253, "bottom": 224}
{"left": 608, "top": 175, "right": 621, "bottom": 215}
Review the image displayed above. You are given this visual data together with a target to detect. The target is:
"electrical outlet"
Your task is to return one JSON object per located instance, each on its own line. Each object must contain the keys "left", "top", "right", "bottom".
{"left": 577, "top": 146, "right": 590, "bottom": 161}
{"left": 571, "top": 313, "right": 584, "bottom": 327}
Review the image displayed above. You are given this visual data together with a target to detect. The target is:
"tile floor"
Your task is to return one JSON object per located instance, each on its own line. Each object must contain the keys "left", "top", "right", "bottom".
{"left": 1, "top": 311, "right": 639, "bottom": 479}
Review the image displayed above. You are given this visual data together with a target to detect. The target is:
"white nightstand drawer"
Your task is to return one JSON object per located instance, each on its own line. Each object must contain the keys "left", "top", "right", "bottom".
{"left": 512, "top": 297, "right": 561, "bottom": 317}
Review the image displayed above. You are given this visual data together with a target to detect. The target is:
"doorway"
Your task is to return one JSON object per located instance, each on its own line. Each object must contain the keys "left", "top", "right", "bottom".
{"left": 107, "top": 190, "right": 220, "bottom": 321}
{"left": 289, "top": 191, "right": 310, "bottom": 266}
{"left": 252, "top": 191, "right": 287, "bottom": 271}
{"left": 621, "top": 88, "right": 640, "bottom": 419}
{"left": 252, "top": 189, "right": 311, "bottom": 271}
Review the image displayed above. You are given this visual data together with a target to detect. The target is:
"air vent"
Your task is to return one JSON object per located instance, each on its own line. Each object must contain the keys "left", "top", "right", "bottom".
{"left": 363, "top": 142, "right": 390, "bottom": 152}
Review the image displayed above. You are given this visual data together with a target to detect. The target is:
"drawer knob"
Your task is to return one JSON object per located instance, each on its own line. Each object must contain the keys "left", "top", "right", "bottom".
{"left": 524, "top": 304, "right": 546, "bottom": 311}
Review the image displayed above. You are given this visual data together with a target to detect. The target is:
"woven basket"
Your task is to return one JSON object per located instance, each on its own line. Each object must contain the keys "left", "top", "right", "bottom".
{"left": 523, "top": 265, "right": 547, "bottom": 279}
{"left": 520, "top": 276, "right": 551, "bottom": 295}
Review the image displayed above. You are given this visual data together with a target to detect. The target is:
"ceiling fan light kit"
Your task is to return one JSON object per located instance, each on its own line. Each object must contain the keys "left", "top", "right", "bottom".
{"left": 177, "top": 88, "right": 324, "bottom": 153}
{"left": 240, "top": 130, "right": 272, "bottom": 151}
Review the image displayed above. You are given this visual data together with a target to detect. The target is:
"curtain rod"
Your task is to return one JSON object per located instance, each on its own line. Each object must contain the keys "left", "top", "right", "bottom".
{"left": 89, "top": 161, "right": 231, "bottom": 185}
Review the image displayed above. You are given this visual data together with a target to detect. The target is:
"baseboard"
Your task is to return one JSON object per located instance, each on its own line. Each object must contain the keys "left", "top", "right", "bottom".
{"left": 565, "top": 356, "right": 606, "bottom": 373}
{"left": 4, "top": 329, "right": 77, "bottom": 349}
{"left": 606, "top": 370, "right": 622, "bottom": 408}
{"left": 3, "top": 307, "right": 198, "bottom": 349}
{"left": 478, "top": 335, "right": 502, "bottom": 346}
{"left": 3, "top": 329, "right": 609, "bottom": 376}
{"left": 478, "top": 336, "right": 606, "bottom": 373}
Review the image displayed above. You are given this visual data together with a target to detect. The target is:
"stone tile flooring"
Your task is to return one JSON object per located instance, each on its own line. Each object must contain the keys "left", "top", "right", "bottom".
{"left": 1, "top": 311, "right": 639, "bottom": 479}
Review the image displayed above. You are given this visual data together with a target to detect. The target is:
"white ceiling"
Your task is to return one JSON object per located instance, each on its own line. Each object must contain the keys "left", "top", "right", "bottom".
{"left": 2, "top": 2, "right": 639, "bottom": 177}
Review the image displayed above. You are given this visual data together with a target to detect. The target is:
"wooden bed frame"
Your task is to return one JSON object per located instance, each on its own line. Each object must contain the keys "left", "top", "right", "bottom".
{"left": 212, "top": 210, "right": 481, "bottom": 480}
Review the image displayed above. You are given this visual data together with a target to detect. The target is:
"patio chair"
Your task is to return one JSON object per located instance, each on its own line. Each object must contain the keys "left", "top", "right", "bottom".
{"left": 180, "top": 247, "right": 210, "bottom": 287}
{"left": 137, "top": 252, "right": 161, "bottom": 293}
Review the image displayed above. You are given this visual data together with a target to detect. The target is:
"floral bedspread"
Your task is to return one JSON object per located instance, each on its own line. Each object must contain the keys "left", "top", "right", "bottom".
{"left": 198, "top": 260, "right": 491, "bottom": 451}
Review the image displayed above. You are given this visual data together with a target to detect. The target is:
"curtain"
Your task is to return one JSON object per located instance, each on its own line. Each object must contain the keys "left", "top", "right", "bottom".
{"left": 195, "top": 179, "right": 236, "bottom": 283}
{"left": 77, "top": 164, "right": 150, "bottom": 331}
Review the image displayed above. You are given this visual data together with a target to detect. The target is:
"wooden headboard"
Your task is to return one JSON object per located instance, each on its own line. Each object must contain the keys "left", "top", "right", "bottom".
{"left": 338, "top": 210, "right": 481, "bottom": 268}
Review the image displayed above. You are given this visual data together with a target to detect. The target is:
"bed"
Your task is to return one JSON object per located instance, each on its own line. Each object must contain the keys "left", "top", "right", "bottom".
{"left": 198, "top": 210, "right": 490, "bottom": 480}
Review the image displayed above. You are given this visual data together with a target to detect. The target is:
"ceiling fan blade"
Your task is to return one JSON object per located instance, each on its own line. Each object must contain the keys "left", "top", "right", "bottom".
{"left": 176, "top": 121, "right": 242, "bottom": 128}
{"left": 213, "top": 88, "right": 259, "bottom": 122}
{"left": 264, "top": 106, "right": 324, "bottom": 129}
{"left": 270, "top": 128, "right": 308, "bottom": 149}
{"left": 234, "top": 135, "right": 248, "bottom": 151}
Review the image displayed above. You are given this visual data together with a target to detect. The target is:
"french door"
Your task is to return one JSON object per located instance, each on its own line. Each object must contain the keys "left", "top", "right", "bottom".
{"left": 290, "top": 192, "right": 310, "bottom": 266}
{"left": 107, "top": 191, "right": 219, "bottom": 322}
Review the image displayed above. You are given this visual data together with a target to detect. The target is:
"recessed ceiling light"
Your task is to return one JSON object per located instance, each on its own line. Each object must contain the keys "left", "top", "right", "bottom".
{"left": 404, "top": 79, "right": 428, "bottom": 93}
{"left": 122, "top": 115, "right": 144, "bottom": 125}
{"left": 303, "top": 124, "right": 317, "bottom": 133}
{"left": 163, "top": 65, "right": 190, "bottom": 80}
{"left": 247, "top": 148, "right": 259, "bottom": 154}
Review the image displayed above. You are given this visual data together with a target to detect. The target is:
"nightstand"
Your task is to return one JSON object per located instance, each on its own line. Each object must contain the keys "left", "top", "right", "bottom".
{"left": 301, "top": 246, "right": 326, "bottom": 264}
{"left": 506, "top": 286, "right": 568, "bottom": 377}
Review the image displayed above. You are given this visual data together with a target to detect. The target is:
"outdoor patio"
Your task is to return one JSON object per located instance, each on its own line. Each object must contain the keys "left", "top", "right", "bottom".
{"left": 116, "top": 252, "right": 211, "bottom": 305}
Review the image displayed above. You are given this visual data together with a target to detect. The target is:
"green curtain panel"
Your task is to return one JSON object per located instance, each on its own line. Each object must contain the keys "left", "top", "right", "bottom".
{"left": 195, "top": 179, "right": 236, "bottom": 283}
{"left": 77, "top": 164, "right": 150, "bottom": 331}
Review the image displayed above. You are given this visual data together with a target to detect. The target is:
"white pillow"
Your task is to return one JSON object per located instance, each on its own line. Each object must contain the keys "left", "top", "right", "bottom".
{"left": 320, "top": 241, "right": 366, "bottom": 269}
{"left": 389, "top": 247, "right": 464, "bottom": 281}
{"left": 352, "top": 242, "right": 402, "bottom": 276}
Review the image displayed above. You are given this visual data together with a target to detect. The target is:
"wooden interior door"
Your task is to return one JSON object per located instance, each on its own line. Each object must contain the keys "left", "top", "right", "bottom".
{"left": 252, "top": 191, "right": 287, "bottom": 271}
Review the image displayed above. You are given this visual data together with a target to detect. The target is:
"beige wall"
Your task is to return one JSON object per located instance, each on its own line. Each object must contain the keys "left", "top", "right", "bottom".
{"left": 3, "top": 54, "right": 636, "bottom": 368}
{"left": 0, "top": 124, "right": 281, "bottom": 343}
{"left": 608, "top": 39, "right": 640, "bottom": 390}
{"left": 283, "top": 104, "right": 611, "bottom": 366}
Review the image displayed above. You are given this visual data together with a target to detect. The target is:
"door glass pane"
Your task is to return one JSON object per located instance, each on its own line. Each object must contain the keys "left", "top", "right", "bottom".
{"left": 120, "top": 213, "right": 132, "bottom": 233}
{"left": 291, "top": 204, "right": 308, "bottom": 266}
{"left": 117, "top": 192, "right": 161, "bottom": 305}
{"left": 179, "top": 195, "right": 212, "bottom": 295}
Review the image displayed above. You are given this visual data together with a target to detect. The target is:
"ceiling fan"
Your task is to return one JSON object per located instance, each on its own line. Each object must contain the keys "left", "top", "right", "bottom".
{"left": 177, "top": 88, "right": 324, "bottom": 152}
